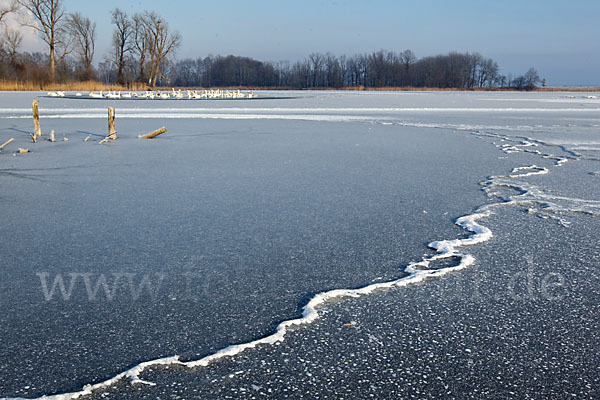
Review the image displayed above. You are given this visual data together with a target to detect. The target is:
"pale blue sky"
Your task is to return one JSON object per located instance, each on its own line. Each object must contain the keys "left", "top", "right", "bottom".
{"left": 22, "top": 0, "right": 600, "bottom": 85}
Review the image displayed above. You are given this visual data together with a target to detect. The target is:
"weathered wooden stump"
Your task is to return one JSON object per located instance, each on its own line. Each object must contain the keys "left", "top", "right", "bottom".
{"left": 108, "top": 107, "right": 117, "bottom": 138}
{"left": 32, "top": 100, "right": 41, "bottom": 137}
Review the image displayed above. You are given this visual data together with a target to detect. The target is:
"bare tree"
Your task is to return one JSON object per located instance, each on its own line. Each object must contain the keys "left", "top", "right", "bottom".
{"left": 17, "top": 0, "right": 72, "bottom": 82}
{"left": 275, "top": 59, "right": 290, "bottom": 86}
{"left": 0, "top": 0, "right": 18, "bottom": 59}
{"left": 325, "top": 52, "right": 342, "bottom": 88}
{"left": 523, "top": 67, "right": 540, "bottom": 90}
{"left": 132, "top": 12, "right": 150, "bottom": 83}
{"left": 111, "top": 8, "right": 132, "bottom": 84}
{"left": 0, "top": 0, "right": 18, "bottom": 24}
{"left": 308, "top": 53, "right": 324, "bottom": 87}
{"left": 498, "top": 75, "right": 507, "bottom": 88}
{"left": 400, "top": 49, "right": 416, "bottom": 85}
{"left": 66, "top": 12, "right": 95, "bottom": 80}
{"left": 466, "top": 52, "right": 483, "bottom": 88}
{"left": 477, "top": 58, "right": 499, "bottom": 87}
{"left": 3, "top": 28, "right": 22, "bottom": 65}
{"left": 345, "top": 55, "right": 362, "bottom": 86}
{"left": 367, "top": 50, "right": 387, "bottom": 87}
{"left": 140, "top": 11, "right": 181, "bottom": 87}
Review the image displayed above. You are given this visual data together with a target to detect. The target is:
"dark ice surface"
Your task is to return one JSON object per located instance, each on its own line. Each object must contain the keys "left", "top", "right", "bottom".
{"left": 89, "top": 208, "right": 600, "bottom": 400}
{"left": 0, "top": 90, "right": 598, "bottom": 399}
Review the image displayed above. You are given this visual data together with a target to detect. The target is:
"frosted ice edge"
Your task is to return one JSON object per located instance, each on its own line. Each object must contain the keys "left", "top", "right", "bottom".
{"left": 15, "top": 207, "right": 493, "bottom": 399}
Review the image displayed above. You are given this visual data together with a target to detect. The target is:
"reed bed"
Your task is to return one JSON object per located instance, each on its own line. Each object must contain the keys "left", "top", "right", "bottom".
{"left": 0, "top": 80, "right": 597, "bottom": 92}
{"left": 0, "top": 80, "right": 148, "bottom": 92}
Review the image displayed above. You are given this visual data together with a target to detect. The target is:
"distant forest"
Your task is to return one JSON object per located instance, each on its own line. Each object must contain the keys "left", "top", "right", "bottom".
{"left": 0, "top": 1, "right": 542, "bottom": 90}
{"left": 163, "top": 52, "right": 542, "bottom": 90}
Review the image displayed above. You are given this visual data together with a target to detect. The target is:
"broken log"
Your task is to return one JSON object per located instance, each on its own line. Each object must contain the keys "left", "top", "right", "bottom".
{"left": 138, "top": 127, "right": 167, "bottom": 139}
{"left": 18, "top": 148, "right": 29, "bottom": 153}
{"left": 0, "top": 138, "right": 14, "bottom": 150}
{"left": 30, "top": 133, "right": 37, "bottom": 143}
{"left": 49, "top": 130, "right": 55, "bottom": 142}
{"left": 32, "top": 100, "right": 41, "bottom": 137}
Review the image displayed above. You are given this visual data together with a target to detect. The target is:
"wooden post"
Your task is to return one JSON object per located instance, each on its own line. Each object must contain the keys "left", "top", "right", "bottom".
{"left": 138, "top": 127, "right": 167, "bottom": 139}
{"left": 0, "top": 138, "right": 14, "bottom": 150}
{"left": 108, "top": 107, "right": 117, "bottom": 138}
{"left": 33, "top": 100, "right": 41, "bottom": 137}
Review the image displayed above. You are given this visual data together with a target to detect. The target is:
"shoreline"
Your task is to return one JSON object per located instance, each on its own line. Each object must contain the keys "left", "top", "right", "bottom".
{"left": 0, "top": 81, "right": 598, "bottom": 93}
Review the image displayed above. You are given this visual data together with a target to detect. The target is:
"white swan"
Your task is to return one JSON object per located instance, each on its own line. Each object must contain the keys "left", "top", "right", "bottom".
{"left": 171, "top": 88, "right": 184, "bottom": 99}
{"left": 105, "top": 90, "right": 121, "bottom": 99}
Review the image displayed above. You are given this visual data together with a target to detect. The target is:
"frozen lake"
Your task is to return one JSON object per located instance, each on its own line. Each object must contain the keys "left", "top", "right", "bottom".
{"left": 0, "top": 90, "right": 599, "bottom": 399}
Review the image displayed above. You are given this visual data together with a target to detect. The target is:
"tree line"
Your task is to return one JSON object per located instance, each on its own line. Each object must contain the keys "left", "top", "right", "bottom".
{"left": 159, "top": 51, "right": 541, "bottom": 90}
{"left": 1, "top": 0, "right": 542, "bottom": 90}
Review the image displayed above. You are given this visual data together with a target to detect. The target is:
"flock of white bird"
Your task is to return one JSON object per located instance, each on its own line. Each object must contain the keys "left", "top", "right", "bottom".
{"left": 47, "top": 89, "right": 258, "bottom": 100}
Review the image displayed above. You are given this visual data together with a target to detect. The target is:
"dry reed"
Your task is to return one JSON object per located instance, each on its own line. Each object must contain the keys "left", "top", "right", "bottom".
{"left": 0, "top": 80, "right": 148, "bottom": 92}
{"left": 1, "top": 80, "right": 597, "bottom": 92}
